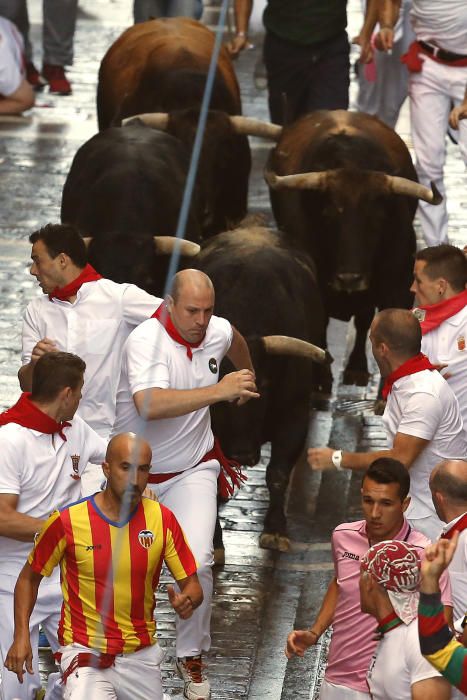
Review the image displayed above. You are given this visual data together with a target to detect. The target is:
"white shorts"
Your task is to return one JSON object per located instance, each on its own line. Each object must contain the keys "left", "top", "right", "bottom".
{"left": 60, "top": 642, "right": 166, "bottom": 700}
{"left": 319, "top": 679, "right": 371, "bottom": 700}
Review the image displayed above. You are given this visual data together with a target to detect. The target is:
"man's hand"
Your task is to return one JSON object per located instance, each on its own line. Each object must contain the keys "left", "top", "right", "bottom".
{"left": 449, "top": 103, "right": 467, "bottom": 130}
{"left": 167, "top": 584, "right": 195, "bottom": 620}
{"left": 217, "top": 369, "right": 259, "bottom": 405}
{"left": 31, "top": 338, "right": 58, "bottom": 364}
{"left": 307, "top": 447, "right": 335, "bottom": 471}
{"left": 352, "top": 33, "right": 373, "bottom": 64}
{"left": 285, "top": 630, "right": 318, "bottom": 659}
{"left": 377, "top": 27, "right": 394, "bottom": 52}
{"left": 4, "top": 636, "right": 34, "bottom": 683}
{"left": 421, "top": 533, "right": 459, "bottom": 594}
{"left": 226, "top": 34, "right": 249, "bottom": 58}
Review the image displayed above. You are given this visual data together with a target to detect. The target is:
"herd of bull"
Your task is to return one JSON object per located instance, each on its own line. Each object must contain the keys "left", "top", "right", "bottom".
{"left": 60, "top": 17, "right": 442, "bottom": 553}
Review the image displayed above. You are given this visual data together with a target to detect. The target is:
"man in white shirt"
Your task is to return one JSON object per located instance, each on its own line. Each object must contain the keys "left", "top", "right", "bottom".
{"left": 360, "top": 539, "right": 450, "bottom": 699}
{"left": 0, "top": 351, "right": 106, "bottom": 700}
{"left": 411, "top": 244, "right": 467, "bottom": 438}
{"left": 112, "top": 268, "right": 258, "bottom": 700}
{"left": 308, "top": 308, "right": 467, "bottom": 540}
{"left": 0, "top": 16, "right": 34, "bottom": 113}
{"left": 430, "top": 457, "right": 467, "bottom": 697}
{"left": 378, "top": 0, "right": 467, "bottom": 246}
{"left": 19, "top": 223, "right": 161, "bottom": 494}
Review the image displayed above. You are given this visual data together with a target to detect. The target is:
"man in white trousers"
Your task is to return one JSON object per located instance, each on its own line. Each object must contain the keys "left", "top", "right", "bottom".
{"left": 379, "top": 0, "right": 467, "bottom": 247}
{"left": 0, "top": 351, "right": 106, "bottom": 700}
{"left": 112, "top": 268, "right": 258, "bottom": 700}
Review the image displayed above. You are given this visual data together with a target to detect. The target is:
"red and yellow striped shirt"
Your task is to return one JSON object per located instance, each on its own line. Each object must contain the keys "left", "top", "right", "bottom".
{"left": 28, "top": 496, "right": 197, "bottom": 654}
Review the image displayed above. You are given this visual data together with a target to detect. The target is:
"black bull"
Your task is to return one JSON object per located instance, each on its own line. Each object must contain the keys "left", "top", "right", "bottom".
{"left": 239, "top": 110, "right": 442, "bottom": 389}
{"left": 61, "top": 114, "right": 251, "bottom": 294}
{"left": 195, "top": 227, "right": 331, "bottom": 551}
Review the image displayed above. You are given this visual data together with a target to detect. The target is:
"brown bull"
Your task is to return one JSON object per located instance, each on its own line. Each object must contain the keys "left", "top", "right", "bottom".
{"left": 97, "top": 18, "right": 241, "bottom": 130}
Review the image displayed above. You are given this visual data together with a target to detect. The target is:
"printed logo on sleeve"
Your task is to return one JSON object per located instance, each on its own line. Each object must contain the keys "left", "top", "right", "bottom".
{"left": 457, "top": 335, "right": 465, "bottom": 352}
{"left": 208, "top": 358, "right": 218, "bottom": 374}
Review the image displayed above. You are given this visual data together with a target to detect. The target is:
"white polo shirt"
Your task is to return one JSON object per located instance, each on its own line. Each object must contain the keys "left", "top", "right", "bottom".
{"left": 0, "top": 418, "right": 106, "bottom": 576}
{"left": 21, "top": 279, "right": 160, "bottom": 438}
{"left": 112, "top": 315, "right": 233, "bottom": 473}
{"left": 421, "top": 306, "right": 467, "bottom": 439}
{"left": 411, "top": 0, "right": 467, "bottom": 54}
{"left": 0, "top": 17, "right": 24, "bottom": 97}
{"left": 441, "top": 515, "right": 467, "bottom": 626}
{"left": 367, "top": 617, "right": 443, "bottom": 699}
{"left": 383, "top": 370, "right": 467, "bottom": 521}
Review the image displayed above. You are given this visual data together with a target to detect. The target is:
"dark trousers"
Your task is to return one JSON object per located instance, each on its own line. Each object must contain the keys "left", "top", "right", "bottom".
{"left": 263, "top": 29, "right": 350, "bottom": 125}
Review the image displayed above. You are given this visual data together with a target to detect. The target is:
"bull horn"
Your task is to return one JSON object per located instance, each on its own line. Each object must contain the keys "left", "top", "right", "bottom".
{"left": 153, "top": 236, "right": 200, "bottom": 257}
{"left": 264, "top": 169, "right": 329, "bottom": 191}
{"left": 82, "top": 237, "right": 92, "bottom": 249}
{"left": 229, "top": 116, "right": 282, "bottom": 141}
{"left": 262, "top": 335, "right": 333, "bottom": 365}
{"left": 383, "top": 175, "right": 443, "bottom": 205}
{"left": 122, "top": 113, "right": 169, "bottom": 130}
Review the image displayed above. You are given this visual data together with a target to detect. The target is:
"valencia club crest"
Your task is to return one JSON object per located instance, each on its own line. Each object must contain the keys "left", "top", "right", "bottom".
{"left": 138, "top": 529, "right": 155, "bottom": 549}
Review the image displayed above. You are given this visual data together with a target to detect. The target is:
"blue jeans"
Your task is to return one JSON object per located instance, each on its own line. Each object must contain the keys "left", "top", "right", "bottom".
{"left": 134, "top": 0, "right": 203, "bottom": 22}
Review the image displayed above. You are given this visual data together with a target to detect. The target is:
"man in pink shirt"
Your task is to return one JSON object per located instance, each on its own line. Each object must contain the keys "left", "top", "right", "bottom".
{"left": 285, "top": 457, "right": 452, "bottom": 700}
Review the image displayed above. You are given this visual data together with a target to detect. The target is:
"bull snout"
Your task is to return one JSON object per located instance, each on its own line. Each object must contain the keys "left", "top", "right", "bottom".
{"left": 331, "top": 272, "right": 369, "bottom": 293}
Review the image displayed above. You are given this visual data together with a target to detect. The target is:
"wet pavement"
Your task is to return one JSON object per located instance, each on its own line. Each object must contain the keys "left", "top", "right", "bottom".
{"left": 0, "top": 0, "right": 466, "bottom": 698}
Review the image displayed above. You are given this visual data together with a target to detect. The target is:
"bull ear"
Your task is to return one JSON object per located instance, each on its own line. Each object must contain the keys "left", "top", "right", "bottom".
{"left": 82, "top": 237, "right": 92, "bottom": 249}
{"left": 122, "top": 113, "right": 169, "bottom": 130}
{"left": 262, "top": 335, "right": 333, "bottom": 364}
{"left": 153, "top": 236, "right": 200, "bottom": 257}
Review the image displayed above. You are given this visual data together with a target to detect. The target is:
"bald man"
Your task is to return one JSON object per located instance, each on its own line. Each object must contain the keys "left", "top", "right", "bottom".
{"left": 309, "top": 309, "right": 467, "bottom": 540}
{"left": 112, "top": 269, "right": 258, "bottom": 700}
{"left": 430, "top": 459, "right": 467, "bottom": 679}
{"left": 5, "top": 432, "right": 202, "bottom": 700}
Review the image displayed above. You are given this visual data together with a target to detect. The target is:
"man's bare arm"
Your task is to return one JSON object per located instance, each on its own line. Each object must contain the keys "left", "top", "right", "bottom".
{"left": 134, "top": 369, "right": 259, "bottom": 420}
{"left": 18, "top": 338, "right": 58, "bottom": 391}
{"left": 227, "top": 0, "right": 253, "bottom": 56}
{"left": 411, "top": 677, "right": 451, "bottom": 700}
{"left": 0, "top": 78, "right": 34, "bottom": 115}
{"left": 4, "top": 563, "right": 43, "bottom": 683}
{"left": 378, "top": 0, "right": 402, "bottom": 51}
{"left": 285, "top": 577, "right": 338, "bottom": 657}
{"left": 0, "top": 494, "right": 45, "bottom": 541}
{"left": 226, "top": 326, "right": 254, "bottom": 372}
{"left": 308, "top": 432, "right": 428, "bottom": 472}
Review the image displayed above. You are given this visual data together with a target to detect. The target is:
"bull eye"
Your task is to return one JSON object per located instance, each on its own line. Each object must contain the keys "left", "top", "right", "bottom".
{"left": 337, "top": 207, "right": 344, "bottom": 214}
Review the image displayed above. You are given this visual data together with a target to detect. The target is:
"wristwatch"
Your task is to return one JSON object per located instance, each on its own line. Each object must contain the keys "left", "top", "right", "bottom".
{"left": 331, "top": 450, "right": 344, "bottom": 471}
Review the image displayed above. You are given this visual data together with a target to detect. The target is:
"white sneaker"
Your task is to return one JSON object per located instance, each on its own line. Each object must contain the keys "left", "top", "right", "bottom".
{"left": 176, "top": 655, "right": 211, "bottom": 700}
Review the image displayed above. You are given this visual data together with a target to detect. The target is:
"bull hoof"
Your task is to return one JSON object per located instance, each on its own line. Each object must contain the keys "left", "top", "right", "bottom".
{"left": 259, "top": 532, "right": 290, "bottom": 552}
{"left": 213, "top": 547, "right": 225, "bottom": 567}
{"left": 342, "top": 368, "right": 370, "bottom": 386}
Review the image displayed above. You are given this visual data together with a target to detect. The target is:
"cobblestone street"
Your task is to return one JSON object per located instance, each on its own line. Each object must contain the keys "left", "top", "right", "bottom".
{"left": 0, "top": 1, "right": 466, "bottom": 698}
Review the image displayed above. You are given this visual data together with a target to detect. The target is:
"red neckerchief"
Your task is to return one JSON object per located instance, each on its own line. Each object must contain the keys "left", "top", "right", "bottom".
{"left": 48, "top": 264, "right": 102, "bottom": 301}
{"left": 382, "top": 353, "right": 437, "bottom": 400}
{"left": 441, "top": 513, "right": 467, "bottom": 540}
{"left": 0, "top": 392, "right": 70, "bottom": 441}
{"left": 413, "top": 289, "right": 467, "bottom": 335}
{"left": 152, "top": 302, "right": 204, "bottom": 361}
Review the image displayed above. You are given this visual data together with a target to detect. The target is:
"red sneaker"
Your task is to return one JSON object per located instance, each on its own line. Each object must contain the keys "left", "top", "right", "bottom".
{"left": 42, "top": 64, "right": 72, "bottom": 95}
{"left": 26, "top": 62, "right": 46, "bottom": 90}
